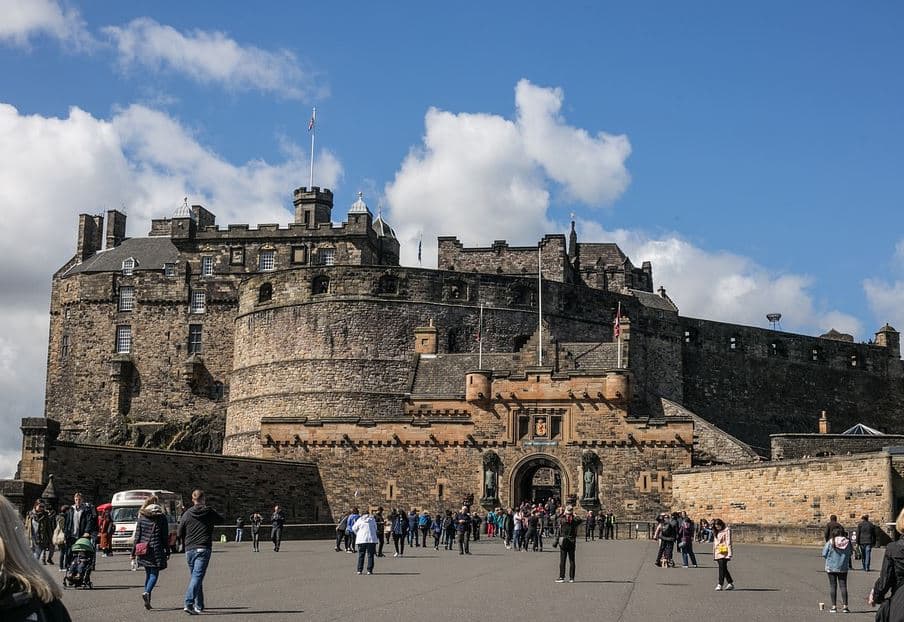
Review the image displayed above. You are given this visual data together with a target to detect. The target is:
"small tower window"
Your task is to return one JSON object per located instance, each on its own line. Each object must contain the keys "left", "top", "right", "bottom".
{"left": 115, "top": 325, "right": 132, "bottom": 353}
{"left": 187, "top": 324, "right": 203, "bottom": 354}
{"left": 258, "top": 282, "right": 273, "bottom": 303}
{"left": 60, "top": 334, "right": 70, "bottom": 361}
{"left": 259, "top": 250, "right": 275, "bottom": 272}
{"left": 122, "top": 257, "right": 136, "bottom": 275}
{"left": 312, "top": 275, "right": 330, "bottom": 295}
{"left": 201, "top": 256, "right": 214, "bottom": 276}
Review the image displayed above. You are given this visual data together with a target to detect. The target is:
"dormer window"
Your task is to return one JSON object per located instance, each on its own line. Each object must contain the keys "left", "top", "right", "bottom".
{"left": 164, "top": 262, "right": 176, "bottom": 277}
{"left": 122, "top": 257, "right": 136, "bottom": 276}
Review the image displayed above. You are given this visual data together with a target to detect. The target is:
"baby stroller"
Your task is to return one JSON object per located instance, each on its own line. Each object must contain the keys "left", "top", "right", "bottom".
{"left": 63, "top": 536, "right": 95, "bottom": 589}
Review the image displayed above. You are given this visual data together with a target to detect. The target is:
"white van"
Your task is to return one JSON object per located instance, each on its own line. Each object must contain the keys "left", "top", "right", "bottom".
{"left": 111, "top": 490, "right": 182, "bottom": 551}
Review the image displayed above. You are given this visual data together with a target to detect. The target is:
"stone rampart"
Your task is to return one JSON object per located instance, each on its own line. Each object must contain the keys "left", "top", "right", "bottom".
{"left": 771, "top": 434, "right": 904, "bottom": 460}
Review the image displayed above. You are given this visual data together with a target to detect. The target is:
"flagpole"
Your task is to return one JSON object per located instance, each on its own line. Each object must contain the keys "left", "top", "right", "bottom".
{"left": 478, "top": 302, "right": 484, "bottom": 369}
{"left": 538, "top": 246, "right": 543, "bottom": 366}
{"left": 308, "top": 107, "right": 316, "bottom": 188}
{"left": 616, "top": 301, "right": 622, "bottom": 369}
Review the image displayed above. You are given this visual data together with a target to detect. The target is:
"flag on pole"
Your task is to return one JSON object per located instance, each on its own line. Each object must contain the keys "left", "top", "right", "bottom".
{"left": 308, "top": 108, "right": 315, "bottom": 132}
{"left": 417, "top": 236, "right": 422, "bottom": 264}
{"left": 613, "top": 302, "right": 621, "bottom": 339}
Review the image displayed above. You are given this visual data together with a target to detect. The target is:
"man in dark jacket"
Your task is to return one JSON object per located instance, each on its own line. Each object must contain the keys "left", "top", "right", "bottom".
{"left": 555, "top": 505, "right": 583, "bottom": 583}
{"left": 825, "top": 515, "right": 844, "bottom": 542}
{"left": 270, "top": 505, "right": 285, "bottom": 552}
{"left": 178, "top": 489, "right": 223, "bottom": 615}
{"left": 63, "top": 492, "right": 97, "bottom": 567}
{"left": 454, "top": 506, "right": 472, "bottom": 555}
{"left": 857, "top": 514, "right": 878, "bottom": 572}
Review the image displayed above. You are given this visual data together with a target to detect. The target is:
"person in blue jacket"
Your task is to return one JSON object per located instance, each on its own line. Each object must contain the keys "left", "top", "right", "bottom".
{"left": 822, "top": 525, "right": 853, "bottom": 613}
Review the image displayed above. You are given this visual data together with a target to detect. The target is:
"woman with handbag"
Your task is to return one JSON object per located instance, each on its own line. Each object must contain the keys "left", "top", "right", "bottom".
{"left": 131, "top": 495, "right": 169, "bottom": 610}
{"left": 712, "top": 518, "right": 734, "bottom": 591}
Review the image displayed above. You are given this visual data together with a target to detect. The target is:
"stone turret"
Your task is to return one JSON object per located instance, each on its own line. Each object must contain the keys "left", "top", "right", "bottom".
{"left": 293, "top": 186, "right": 333, "bottom": 228}
{"left": 875, "top": 324, "right": 900, "bottom": 359}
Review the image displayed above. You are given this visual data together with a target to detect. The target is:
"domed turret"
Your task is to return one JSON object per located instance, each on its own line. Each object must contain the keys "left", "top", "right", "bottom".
{"left": 173, "top": 197, "right": 195, "bottom": 220}
{"left": 349, "top": 191, "right": 372, "bottom": 216}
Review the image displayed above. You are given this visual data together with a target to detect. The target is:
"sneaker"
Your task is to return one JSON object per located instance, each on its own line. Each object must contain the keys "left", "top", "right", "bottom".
{"left": 693, "top": 565, "right": 698, "bottom": 568}
{"left": 142, "top": 592, "right": 152, "bottom": 610}
{"left": 183, "top": 606, "right": 198, "bottom": 615}
{"left": 682, "top": 565, "right": 688, "bottom": 568}
{"left": 194, "top": 606, "right": 203, "bottom": 614}
{"left": 555, "top": 578, "right": 566, "bottom": 583}
{"left": 356, "top": 571, "right": 362, "bottom": 575}
{"left": 829, "top": 605, "right": 837, "bottom": 613}
{"left": 715, "top": 585, "right": 722, "bottom": 591}
{"left": 367, "top": 571, "right": 373, "bottom": 575}
{"left": 725, "top": 583, "right": 734, "bottom": 591}
{"left": 568, "top": 579, "right": 575, "bottom": 583}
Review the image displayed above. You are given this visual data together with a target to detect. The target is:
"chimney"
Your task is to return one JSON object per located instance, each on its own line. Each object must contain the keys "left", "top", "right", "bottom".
{"left": 76, "top": 214, "right": 104, "bottom": 262}
{"left": 105, "top": 210, "right": 127, "bottom": 249}
{"left": 414, "top": 320, "right": 438, "bottom": 355}
{"left": 818, "top": 410, "right": 829, "bottom": 434}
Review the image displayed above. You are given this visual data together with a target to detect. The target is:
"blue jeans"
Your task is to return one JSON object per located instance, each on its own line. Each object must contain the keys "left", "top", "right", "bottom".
{"left": 680, "top": 542, "right": 698, "bottom": 566}
{"left": 184, "top": 547, "right": 211, "bottom": 610}
{"left": 862, "top": 544, "right": 873, "bottom": 571}
{"left": 356, "top": 542, "right": 376, "bottom": 573}
{"left": 235, "top": 528, "right": 243, "bottom": 542}
{"left": 144, "top": 567, "right": 159, "bottom": 593}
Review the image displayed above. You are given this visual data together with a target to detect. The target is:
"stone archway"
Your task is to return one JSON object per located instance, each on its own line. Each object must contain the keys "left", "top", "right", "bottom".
{"left": 509, "top": 454, "right": 570, "bottom": 507}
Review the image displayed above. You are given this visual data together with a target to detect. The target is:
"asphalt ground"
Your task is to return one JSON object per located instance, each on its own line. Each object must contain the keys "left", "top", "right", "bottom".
{"left": 57, "top": 536, "right": 883, "bottom": 621}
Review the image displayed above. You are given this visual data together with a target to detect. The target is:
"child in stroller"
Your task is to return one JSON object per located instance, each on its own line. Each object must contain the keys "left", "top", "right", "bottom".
{"left": 64, "top": 534, "right": 95, "bottom": 589}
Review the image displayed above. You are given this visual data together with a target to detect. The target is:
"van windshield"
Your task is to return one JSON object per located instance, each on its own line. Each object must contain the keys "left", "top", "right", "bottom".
{"left": 112, "top": 507, "right": 140, "bottom": 523}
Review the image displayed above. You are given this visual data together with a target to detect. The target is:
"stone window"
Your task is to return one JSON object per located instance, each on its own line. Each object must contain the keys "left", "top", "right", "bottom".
{"left": 229, "top": 247, "right": 244, "bottom": 266}
{"left": 164, "top": 262, "right": 176, "bottom": 277}
{"left": 291, "top": 246, "right": 308, "bottom": 265}
{"left": 811, "top": 347, "right": 822, "bottom": 362}
{"left": 311, "top": 275, "right": 330, "bottom": 295}
{"left": 729, "top": 335, "right": 740, "bottom": 351}
{"left": 447, "top": 328, "right": 460, "bottom": 353}
{"left": 210, "top": 381, "right": 225, "bottom": 401}
{"left": 314, "top": 248, "right": 335, "bottom": 266}
{"left": 121, "top": 257, "right": 136, "bottom": 275}
{"left": 64, "top": 307, "right": 70, "bottom": 320}
{"left": 118, "top": 285, "right": 134, "bottom": 312}
{"left": 385, "top": 479, "right": 398, "bottom": 501}
{"left": 512, "top": 286, "right": 533, "bottom": 306}
{"left": 258, "top": 282, "right": 273, "bottom": 303}
{"left": 60, "top": 334, "right": 70, "bottom": 361}
{"left": 851, "top": 352, "right": 860, "bottom": 368}
{"left": 190, "top": 290, "right": 206, "bottom": 314}
{"left": 378, "top": 274, "right": 399, "bottom": 295}
{"left": 115, "top": 325, "right": 132, "bottom": 353}
{"left": 201, "top": 256, "right": 214, "bottom": 277}
{"left": 769, "top": 340, "right": 786, "bottom": 357}
{"left": 683, "top": 329, "right": 697, "bottom": 345}
{"left": 444, "top": 279, "right": 467, "bottom": 301}
{"left": 517, "top": 415, "right": 530, "bottom": 440}
{"left": 259, "top": 249, "right": 276, "bottom": 272}
{"left": 188, "top": 324, "right": 203, "bottom": 354}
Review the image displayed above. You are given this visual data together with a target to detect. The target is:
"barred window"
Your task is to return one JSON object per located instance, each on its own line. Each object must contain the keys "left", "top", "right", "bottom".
{"left": 188, "top": 324, "right": 203, "bottom": 354}
{"left": 60, "top": 334, "right": 70, "bottom": 361}
{"left": 201, "top": 256, "right": 214, "bottom": 277}
{"left": 315, "top": 248, "right": 335, "bottom": 266}
{"left": 259, "top": 250, "right": 275, "bottom": 271}
{"left": 115, "top": 325, "right": 132, "bottom": 353}
{"left": 190, "top": 291, "right": 206, "bottom": 314}
{"left": 118, "top": 286, "right": 134, "bottom": 312}
{"left": 122, "top": 257, "right": 136, "bottom": 276}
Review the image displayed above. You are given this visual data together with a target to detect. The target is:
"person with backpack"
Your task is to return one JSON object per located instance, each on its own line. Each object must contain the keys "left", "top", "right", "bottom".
{"left": 335, "top": 512, "right": 349, "bottom": 552}
{"left": 418, "top": 510, "right": 431, "bottom": 547}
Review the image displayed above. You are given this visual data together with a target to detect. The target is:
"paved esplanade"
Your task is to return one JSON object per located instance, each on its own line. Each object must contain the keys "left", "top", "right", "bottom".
{"left": 60, "top": 538, "right": 877, "bottom": 621}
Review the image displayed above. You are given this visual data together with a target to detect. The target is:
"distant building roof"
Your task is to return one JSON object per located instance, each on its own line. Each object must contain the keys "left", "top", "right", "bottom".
{"left": 372, "top": 215, "right": 396, "bottom": 239}
{"left": 820, "top": 328, "right": 854, "bottom": 342}
{"left": 841, "top": 423, "right": 885, "bottom": 436}
{"left": 576, "top": 242, "right": 627, "bottom": 267}
{"left": 631, "top": 289, "right": 678, "bottom": 312}
{"left": 65, "top": 237, "right": 180, "bottom": 275}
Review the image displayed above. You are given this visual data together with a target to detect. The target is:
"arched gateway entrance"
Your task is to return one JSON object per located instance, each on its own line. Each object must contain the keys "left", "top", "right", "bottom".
{"left": 510, "top": 454, "right": 569, "bottom": 506}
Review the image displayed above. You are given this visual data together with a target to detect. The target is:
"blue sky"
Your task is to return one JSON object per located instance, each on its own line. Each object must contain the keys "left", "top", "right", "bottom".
{"left": 0, "top": 1, "right": 903, "bottom": 475}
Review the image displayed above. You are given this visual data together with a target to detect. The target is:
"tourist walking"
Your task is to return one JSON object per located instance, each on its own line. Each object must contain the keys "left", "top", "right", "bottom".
{"left": 431, "top": 513, "right": 443, "bottom": 550}
{"left": 407, "top": 509, "right": 418, "bottom": 547}
{"left": 678, "top": 514, "right": 698, "bottom": 568}
{"left": 418, "top": 510, "right": 430, "bottom": 547}
{"left": 345, "top": 508, "right": 360, "bottom": 553}
{"left": 712, "top": 518, "right": 734, "bottom": 591}
{"left": 54, "top": 505, "right": 68, "bottom": 572}
{"left": 503, "top": 509, "right": 515, "bottom": 549}
{"left": 352, "top": 509, "right": 378, "bottom": 575}
{"left": 131, "top": 495, "right": 169, "bottom": 610}
{"left": 335, "top": 512, "right": 349, "bottom": 552}
{"left": 555, "top": 505, "right": 582, "bottom": 583}
{"left": 249, "top": 511, "right": 262, "bottom": 552}
{"left": 869, "top": 508, "right": 904, "bottom": 619}
{"left": 235, "top": 515, "right": 245, "bottom": 543}
{"left": 178, "top": 489, "right": 223, "bottom": 615}
{"left": 270, "top": 505, "right": 285, "bottom": 552}
{"left": 98, "top": 508, "right": 114, "bottom": 557}
{"left": 390, "top": 508, "right": 408, "bottom": 557}
{"left": 824, "top": 514, "right": 843, "bottom": 541}
{"left": 374, "top": 507, "right": 386, "bottom": 557}
{"left": 0, "top": 494, "right": 72, "bottom": 621}
{"left": 857, "top": 514, "right": 878, "bottom": 572}
{"left": 25, "top": 500, "right": 53, "bottom": 563}
{"left": 63, "top": 492, "right": 96, "bottom": 567}
{"left": 455, "top": 506, "right": 472, "bottom": 555}
{"left": 822, "top": 524, "right": 852, "bottom": 613}
{"left": 443, "top": 510, "right": 455, "bottom": 550}
{"left": 605, "top": 512, "right": 615, "bottom": 540}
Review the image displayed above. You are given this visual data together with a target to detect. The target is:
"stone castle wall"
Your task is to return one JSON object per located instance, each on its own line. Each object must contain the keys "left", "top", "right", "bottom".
{"left": 771, "top": 434, "right": 904, "bottom": 460}
{"left": 672, "top": 452, "right": 901, "bottom": 529}
{"left": 679, "top": 317, "right": 904, "bottom": 451}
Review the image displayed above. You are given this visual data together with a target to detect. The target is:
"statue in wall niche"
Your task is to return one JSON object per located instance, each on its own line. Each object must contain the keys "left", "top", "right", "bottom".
{"left": 482, "top": 451, "right": 502, "bottom": 501}
{"left": 582, "top": 451, "right": 599, "bottom": 500}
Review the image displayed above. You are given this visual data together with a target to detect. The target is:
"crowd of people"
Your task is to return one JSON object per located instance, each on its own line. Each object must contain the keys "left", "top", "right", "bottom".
{"left": 6, "top": 490, "right": 904, "bottom": 619}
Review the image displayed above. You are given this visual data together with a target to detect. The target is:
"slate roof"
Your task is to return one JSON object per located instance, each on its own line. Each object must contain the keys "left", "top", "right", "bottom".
{"left": 65, "top": 238, "right": 181, "bottom": 275}
{"left": 630, "top": 289, "right": 678, "bottom": 312}
{"left": 577, "top": 243, "right": 627, "bottom": 267}
{"left": 559, "top": 342, "right": 619, "bottom": 370}
{"left": 411, "top": 353, "right": 515, "bottom": 396}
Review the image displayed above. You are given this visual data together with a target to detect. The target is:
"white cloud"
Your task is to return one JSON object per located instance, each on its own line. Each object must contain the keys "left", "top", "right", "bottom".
{"left": 385, "top": 79, "right": 631, "bottom": 267}
{"left": 104, "top": 18, "right": 319, "bottom": 99}
{"left": 577, "top": 220, "right": 862, "bottom": 337}
{"left": 865, "top": 278, "right": 904, "bottom": 332}
{"left": 0, "top": 101, "right": 341, "bottom": 466}
{"left": 0, "top": 0, "right": 93, "bottom": 48}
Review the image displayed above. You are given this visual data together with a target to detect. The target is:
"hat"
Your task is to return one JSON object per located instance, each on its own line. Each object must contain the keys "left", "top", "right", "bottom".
{"left": 565, "top": 505, "right": 574, "bottom": 514}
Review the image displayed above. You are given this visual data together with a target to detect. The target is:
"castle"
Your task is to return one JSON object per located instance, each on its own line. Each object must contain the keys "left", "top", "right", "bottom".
{"left": 31, "top": 185, "right": 904, "bottom": 524}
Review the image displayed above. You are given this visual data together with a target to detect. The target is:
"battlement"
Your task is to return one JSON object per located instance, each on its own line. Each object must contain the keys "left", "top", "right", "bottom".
{"left": 437, "top": 234, "right": 572, "bottom": 283}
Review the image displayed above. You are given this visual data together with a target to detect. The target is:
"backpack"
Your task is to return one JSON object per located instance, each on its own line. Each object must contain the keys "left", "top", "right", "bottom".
{"left": 661, "top": 520, "right": 676, "bottom": 539}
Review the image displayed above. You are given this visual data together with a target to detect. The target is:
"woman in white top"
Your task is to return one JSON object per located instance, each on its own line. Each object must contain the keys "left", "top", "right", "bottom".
{"left": 352, "top": 510, "right": 378, "bottom": 575}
